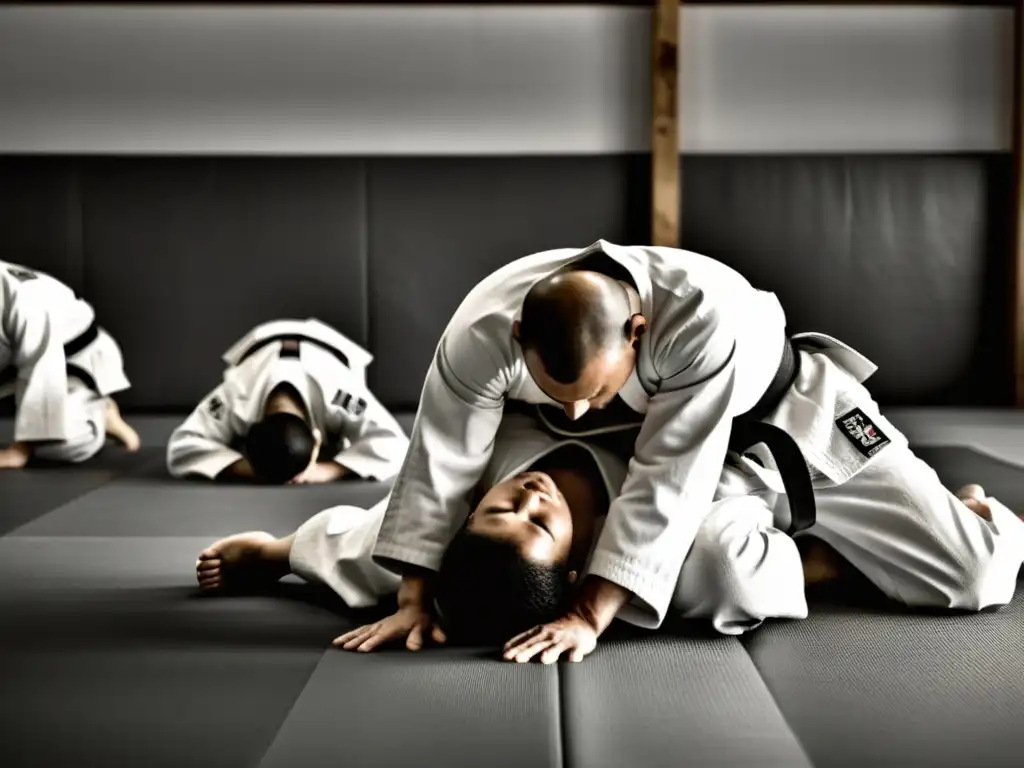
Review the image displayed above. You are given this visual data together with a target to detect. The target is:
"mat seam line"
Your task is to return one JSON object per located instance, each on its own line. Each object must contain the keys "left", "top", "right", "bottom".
{"left": 738, "top": 636, "right": 818, "bottom": 768}
{"left": 252, "top": 649, "right": 333, "bottom": 768}
{"left": 557, "top": 664, "right": 568, "bottom": 768}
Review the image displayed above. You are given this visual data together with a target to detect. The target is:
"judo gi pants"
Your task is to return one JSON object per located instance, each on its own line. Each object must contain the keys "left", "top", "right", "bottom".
{"left": 673, "top": 442, "right": 1024, "bottom": 636}
{"left": 32, "top": 381, "right": 108, "bottom": 464}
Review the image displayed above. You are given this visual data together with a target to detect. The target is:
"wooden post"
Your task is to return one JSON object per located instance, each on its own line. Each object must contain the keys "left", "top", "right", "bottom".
{"left": 1014, "top": 0, "right": 1024, "bottom": 406}
{"left": 651, "top": 0, "right": 680, "bottom": 247}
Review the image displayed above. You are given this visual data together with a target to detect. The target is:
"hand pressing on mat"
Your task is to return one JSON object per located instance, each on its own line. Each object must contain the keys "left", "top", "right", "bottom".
{"left": 291, "top": 461, "right": 348, "bottom": 484}
{"left": 503, "top": 575, "right": 630, "bottom": 664}
{"left": 334, "top": 606, "right": 446, "bottom": 653}
{"left": 333, "top": 571, "right": 445, "bottom": 652}
{"left": 503, "top": 612, "right": 598, "bottom": 665}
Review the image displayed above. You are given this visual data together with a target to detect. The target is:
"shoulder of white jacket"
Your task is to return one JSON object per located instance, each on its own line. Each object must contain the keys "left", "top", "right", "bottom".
{"left": 301, "top": 318, "right": 374, "bottom": 369}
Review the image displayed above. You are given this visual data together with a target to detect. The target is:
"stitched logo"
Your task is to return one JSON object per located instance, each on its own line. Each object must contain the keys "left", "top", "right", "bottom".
{"left": 835, "top": 407, "right": 890, "bottom": 458}
{"left": 332, "top": 389, "right": 367, "bottom": 417}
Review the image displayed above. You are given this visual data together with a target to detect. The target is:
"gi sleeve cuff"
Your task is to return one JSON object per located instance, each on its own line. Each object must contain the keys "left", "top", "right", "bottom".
{"left": 585, "top": 548, "right": 677, "bottom": 630}
{"left": 172, "top": 448, "right": 244, "bottom": 480}
{"left": 371, "top": 541, "right": 445, "bottom": 577}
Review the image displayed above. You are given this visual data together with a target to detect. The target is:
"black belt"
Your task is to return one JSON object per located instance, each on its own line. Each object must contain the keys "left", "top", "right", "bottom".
{"left": 0, "top": 319, "right": 100, "bottom": 393}
{"left": 237, "top": 333, "right": 348, "bottom": 367}
{"left": 730, "top": 338, "right": 816, "bottom": 535}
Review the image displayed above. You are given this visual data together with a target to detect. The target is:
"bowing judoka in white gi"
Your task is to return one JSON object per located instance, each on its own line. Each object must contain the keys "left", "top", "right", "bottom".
{"left": 0, "top": 260, "right": 137, "bottom": 468}
{"left": 357, "top": 239, "right": 1024, "bottom": 662}
{"left": 166, "top": 318, "right": 408, "bottom": 484}
{"left": 193, "top": 412, "right": 859, "bottom": 644}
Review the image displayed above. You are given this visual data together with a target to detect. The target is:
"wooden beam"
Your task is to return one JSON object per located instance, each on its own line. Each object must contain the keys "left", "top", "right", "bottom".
{"left": 1013, "top": 0, "right": 1024, "bottom": 405}
{"left": 651, "top": 0, "right": 680, "bottom": 247}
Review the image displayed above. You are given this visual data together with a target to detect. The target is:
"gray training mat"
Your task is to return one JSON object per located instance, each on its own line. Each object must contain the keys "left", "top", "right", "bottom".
{"left": 0, "top": 536, "right": 351, "bottom": 768}
{"left": 260, "top": 646, "right": 563, "bottom": 768}
{"left": 0, "top": 416, "right": 1022, "bottom": 768}
{"left": 742, "top": 581, "right": 1024, "bottom": 768}
{"left": 561, "top": 629, "right": 814, "bottom": 768}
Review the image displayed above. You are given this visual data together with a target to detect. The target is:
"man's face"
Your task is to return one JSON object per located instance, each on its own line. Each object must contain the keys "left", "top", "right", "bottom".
{"left": 466, "top": 471, "right": 574, "bottom": 566}
{"left": 523, "top": 342, "right": 637, "bottom": 421}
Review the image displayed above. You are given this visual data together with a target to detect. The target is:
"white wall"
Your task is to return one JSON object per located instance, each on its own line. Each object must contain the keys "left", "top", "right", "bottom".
{"left": 0, "top": 4, "right": 1012, "bottom": 155}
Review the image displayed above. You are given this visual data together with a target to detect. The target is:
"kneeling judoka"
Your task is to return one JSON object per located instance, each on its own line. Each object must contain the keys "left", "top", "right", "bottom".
{"left": 167, "top": 318, "right": 408, "bottom": 485}
{"left": 1, "top": 260, "right": 138, "bottom": 469}
{"left": 364, "top": 239, "right": 1024, "bottom": 663}
{"left": 194, "top": 413, "right": 1009, "bottom": 659}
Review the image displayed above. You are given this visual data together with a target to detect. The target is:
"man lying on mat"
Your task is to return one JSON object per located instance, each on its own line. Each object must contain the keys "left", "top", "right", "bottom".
{"left": 167, "top": 318, "right": 408, "bottom": 485}
{"left": 195, "top": 413, "right": 1014, "bottom": 660}
{"left": 1, "top": 259, "right": 139, "bottom": 469}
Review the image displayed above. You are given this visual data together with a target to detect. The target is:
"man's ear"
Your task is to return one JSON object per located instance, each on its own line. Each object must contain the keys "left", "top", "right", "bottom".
{"left": 628, "top": 314, "right": 647, "bottom": 344}
{"left": 512, "top": 320, "right": 521, "bottom": 344}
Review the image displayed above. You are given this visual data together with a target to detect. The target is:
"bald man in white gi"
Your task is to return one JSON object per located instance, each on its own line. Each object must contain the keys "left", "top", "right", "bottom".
{"left": 342, "top": 240, "right": 1022, "bottom": 663}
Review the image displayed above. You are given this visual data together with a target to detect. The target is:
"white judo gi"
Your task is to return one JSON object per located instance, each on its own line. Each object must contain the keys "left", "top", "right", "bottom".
{"left": 0, "top": 260, "right": 131, "bottom": 463}
{"left": 166, "top": 319, "right": 409, "bottom": 482}
{"left": 372, "top": 240, "right": 1024, "bottom": 630}
{"left": 288, "top": 412, "right": 798, "bottom": 635}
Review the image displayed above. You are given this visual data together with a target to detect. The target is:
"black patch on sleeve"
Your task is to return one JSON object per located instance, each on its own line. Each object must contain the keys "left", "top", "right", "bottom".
{"left": 835, "top": 407, "right": 891, "bottom": 458}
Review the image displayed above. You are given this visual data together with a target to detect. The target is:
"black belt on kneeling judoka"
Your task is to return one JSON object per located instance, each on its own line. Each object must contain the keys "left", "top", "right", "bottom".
{"left": 730, "top": 337, "right": 816, "bottom": 536}
{"left": 0, "top": 319, "right": 101, "bottom": 393}
{"left": 237, "top": 333, "right": 348, "bottom": 366}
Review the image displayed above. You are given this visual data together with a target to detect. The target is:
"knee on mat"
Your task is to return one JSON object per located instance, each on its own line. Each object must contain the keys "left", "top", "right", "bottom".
{"left": 689, "top": 518, "right": 808, "bottom": 625}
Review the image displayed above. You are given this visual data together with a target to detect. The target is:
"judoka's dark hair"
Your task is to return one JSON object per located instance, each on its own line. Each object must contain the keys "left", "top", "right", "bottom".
{"left": 518, "top": 271, "right": 632, "bottom": 385}
{"left": 434, "top": 528, "right": 572, "bottom": 646}
{"left": 244, "top": 412, "right": 315, "bottom": 484}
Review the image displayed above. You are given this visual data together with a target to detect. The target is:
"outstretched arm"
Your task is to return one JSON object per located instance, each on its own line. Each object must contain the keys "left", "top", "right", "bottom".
{"left": 166, "top": 384, "right": 247, "bottom": 480}
{"left": 337, "top": 329, "right": 509, "bottom": 653}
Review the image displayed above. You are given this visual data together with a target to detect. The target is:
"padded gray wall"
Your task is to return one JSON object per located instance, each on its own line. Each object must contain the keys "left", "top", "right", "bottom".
{"left": 680, "top": 155, "right": 1015, "bottom": 408}
{"left": 0, "top": 153, "right": 1013, "bottom": 411}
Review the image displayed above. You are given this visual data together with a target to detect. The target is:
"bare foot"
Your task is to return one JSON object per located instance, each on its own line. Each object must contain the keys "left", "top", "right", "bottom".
{"left": 195, "top": 531, "right": 291, "bottom": 592}
{"left": 105, "top": 399, "right": 141, "bottom": 452}
{"left": 956, "top": 483, "right": 992, "bottom": 522}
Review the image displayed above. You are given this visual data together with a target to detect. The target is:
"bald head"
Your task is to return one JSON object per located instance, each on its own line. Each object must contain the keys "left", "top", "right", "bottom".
{"left": 516, "top": 270, "right": 633, "bottom": 385}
